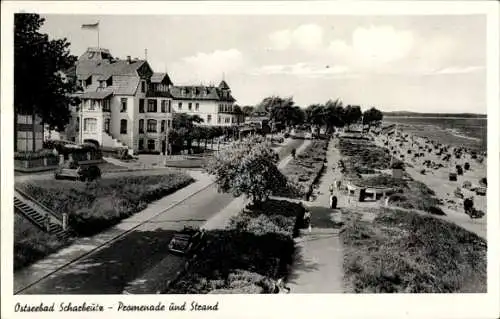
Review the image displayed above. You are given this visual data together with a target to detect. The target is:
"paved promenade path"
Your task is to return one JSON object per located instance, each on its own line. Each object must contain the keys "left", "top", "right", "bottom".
{"left": 287, "top": 139, "right": 345, "bottom": 293}
{"left": 14, "top": 138, "right": 305, "bottom": 294}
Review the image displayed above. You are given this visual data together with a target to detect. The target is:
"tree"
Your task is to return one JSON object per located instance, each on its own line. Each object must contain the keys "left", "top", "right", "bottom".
{"left": 241, "top": 105, "right": 255, "bottom": 117}
{"left": 172, "top": 113, "right": 203, "bottom": 130}
{"left": 205, "top": 135, "right": 288, "bottom": 204}
{"left": 324, "top": 99, "right": 345, "bottom": 132}
{"left": 15, "top": 14, "right": 80, "bottom": 131}
{"left": 305, "top": 104, "right": 325, "bottom": 128}
{"left": 233, "top": 105, "right": 244, "bottom": 124}
{"left": 289, "top": 106, "right": 305, "bottom": 126}
{"left": 343, "top": 105, "right": 362, "bottom": 130}
{"left": 362, "top": 107, "right": 384, "bottom": 131}
{"left": 170, "top": 113, "right": 204, "bottom": 154}
{"left": 256, "top": 96, "right": 295, "bottom": 128}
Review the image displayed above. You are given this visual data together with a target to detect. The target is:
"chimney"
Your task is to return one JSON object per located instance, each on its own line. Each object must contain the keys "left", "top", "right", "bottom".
{"left": 127, "top": 56, "right": 131, "bottom": 64}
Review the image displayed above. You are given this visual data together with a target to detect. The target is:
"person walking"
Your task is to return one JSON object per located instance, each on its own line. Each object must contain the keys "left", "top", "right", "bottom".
{"left": 303, "top": 210, "right": 312, "bottom": 233}
{"left": 330, "top": 194, "right": 338, "bottom": 209}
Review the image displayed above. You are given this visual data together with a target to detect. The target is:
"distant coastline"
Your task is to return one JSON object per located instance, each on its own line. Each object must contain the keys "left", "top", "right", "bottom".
{"left": 385, "top": 116, "right": 487, "bottom": 120}
{"left": 383, "top": 111, "right": 487, "bottom": 119}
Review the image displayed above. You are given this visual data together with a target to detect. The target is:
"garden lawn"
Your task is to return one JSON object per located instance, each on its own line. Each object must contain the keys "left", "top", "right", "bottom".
{"left": 15, "top": 173, "right": 194, "bottom": 236}
{"left": 14, "top": 213, "right": 73, "bottom": 270}
{"left": 341, "top": 208, "right": 487, "bottom": 293}
{"left": 166, "top": 199, "right": 304, "bottom": 294}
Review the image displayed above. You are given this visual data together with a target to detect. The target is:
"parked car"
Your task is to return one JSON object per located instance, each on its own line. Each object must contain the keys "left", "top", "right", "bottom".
{"left": 168, "top": 226, "right": 205, "bottom": 255}
{"left": 55, "top": 165, "right": 101, "bottom": 182}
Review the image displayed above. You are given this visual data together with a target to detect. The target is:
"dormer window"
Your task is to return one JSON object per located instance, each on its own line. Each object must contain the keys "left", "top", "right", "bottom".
{"left": 85, "top": 77, "right": 92, "bottom": 87}
{"left": 99, "top": 80, "right": 105, "bottom": 88}
{"left": 106, "top": 77, "right": 113, "bottom": 87}
{"left": 141, "top": 81, "right": 146, "bottom": 93}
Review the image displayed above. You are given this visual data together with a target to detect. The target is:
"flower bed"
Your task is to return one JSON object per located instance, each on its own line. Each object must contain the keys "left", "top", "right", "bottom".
{"left": 337, "top": 138, "right": 393, "bottom": 174}
{"left": 15, "top": 173, "right": 194, "bottom": 236}
{"left": 279, "top": 140, "right": 328, "bottom": 198}
{"left": 166, "top": 199, "right": 304, "bottom": 294}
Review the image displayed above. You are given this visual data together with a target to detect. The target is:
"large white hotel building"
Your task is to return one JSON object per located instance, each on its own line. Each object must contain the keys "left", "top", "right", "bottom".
{"left": 61, "top": 47, "right": 239, "bottom": 154}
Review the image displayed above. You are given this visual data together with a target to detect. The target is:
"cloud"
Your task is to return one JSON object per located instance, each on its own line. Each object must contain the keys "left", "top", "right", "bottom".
{"left": 249, "top": 62, "right": 351, "bottom": 78}
{"left": 169, "top": 49, "right": 245, "bottom": 84}
{"left": 268, "top": 30, "right": 292, "bottom": 51}
{"left": 326, "top": 25, "right": 414, "bottom": 66}
{"left": 269, "top": 23, "right": 324, "bottom": 51}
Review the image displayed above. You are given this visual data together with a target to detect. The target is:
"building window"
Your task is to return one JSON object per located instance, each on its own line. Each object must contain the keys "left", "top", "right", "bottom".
{"left": 161, "top": 100, "right": 168, "bottom": 113}
{"left": 99, "top": 81, "right": 105, "bottom": 89}
{"left": 104, "top": 118, "right": 110, "bottom": 133}
{"left": 103, "top": 99, "right": 111, "bottom": 112}
{"left": 207, "top": 115, "right": 212, "bottom": 124}
{"left": 188, "top": 102, "right": 192, "bottom": 111}
{"left": 138, "top": 138, "right": 144, "bottom": 150}
{"left": 218, "top": 104, "right": 222, "bottom": 112}
{"left": 147, "top": 119, "right": 157, "bottom": 132}
{"left": 121, "top": 98, "right": 127, "bottom": 112}
{"left": 225, "top": 117, "right": 230, "bottom": 123}
{"left": 88, "top": 100, "right": 97, "bottom": 110}
{"left": 106, "top": 77, "right": 113, "bottom": 87}
{"left": 161, "top": 120, "right": 165, "bottom": 132}
{"left": 178, "top": 102, "right": 182, "bottom": 110}
{"left": 168, "top": 100, "right": 172, "bottom": 112}
{"left": 83, "top": 118, "right": 97, "bottom": 132}
{"left": 85, "top": 77, "right": 92, "bottom": 87}
{"left": 218, "top": 116, "right": 221, "bottom": 124}
{"left": 147, "top": 99, "right": 157, "bottom": 112}
{"left": 76, "top": 117, "right": 80, "bottom": 131}
{"left": 195, "top": 103, "right": 199, "bottom": 111}
{"left": 147, "top": 139, "right": 155, "bottom": 151}
{"left": 139, "top": 99, "right": 145, "bottom": 113}
{"left": 141, "top": 81, "right": 146, "bottom": 93}
{"left": 120, "top": 119, "right": 127, "bottom": 134}
{"left": 167, "top": 119, "right": 172, "bottom": 128}
{"left": 139, "top": 119, "right": 144, "bottom": 133}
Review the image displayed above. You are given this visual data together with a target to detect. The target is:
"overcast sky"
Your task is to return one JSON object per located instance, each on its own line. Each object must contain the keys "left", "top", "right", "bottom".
{"left": 40, "top": 14, "right": 486, "bottom": 113}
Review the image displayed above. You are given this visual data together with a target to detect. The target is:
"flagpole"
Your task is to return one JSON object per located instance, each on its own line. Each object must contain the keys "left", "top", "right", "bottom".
{"left": 97, "top": 21, "right": 100, "bottom": 49}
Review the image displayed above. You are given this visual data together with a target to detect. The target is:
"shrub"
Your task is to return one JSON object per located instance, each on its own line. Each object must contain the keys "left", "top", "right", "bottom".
{"left": 14, "top": 149, "right": 57, "bottom": 161}
{"left": 342, "top": 209, "right": 486, "bottom": 293}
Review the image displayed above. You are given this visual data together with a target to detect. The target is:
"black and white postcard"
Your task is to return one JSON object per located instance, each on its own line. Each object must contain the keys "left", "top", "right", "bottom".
{"left": 1, "top": 1, "right": 499, "bottom": 319}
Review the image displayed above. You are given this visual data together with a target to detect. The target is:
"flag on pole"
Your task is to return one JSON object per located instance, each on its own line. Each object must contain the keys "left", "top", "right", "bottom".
{"left": 81, "top": 22, "right": 99, "bottom": 30}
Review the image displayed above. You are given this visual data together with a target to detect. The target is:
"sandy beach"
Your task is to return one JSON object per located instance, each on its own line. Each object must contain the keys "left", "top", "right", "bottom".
{"left": 373, "top": 131, "right": 487, "bottom": 238}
